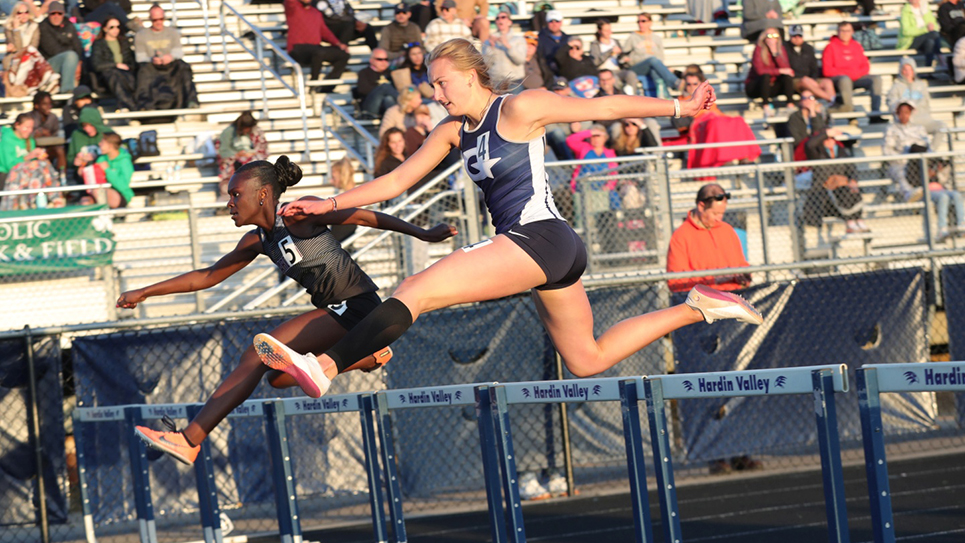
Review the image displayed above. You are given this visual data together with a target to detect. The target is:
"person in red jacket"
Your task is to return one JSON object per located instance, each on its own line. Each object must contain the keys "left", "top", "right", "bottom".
{"left": 745, "top": 30, "right": 795, "bottom": 114}
{"left": 822, "top": 21, "right": 885, "bottom": 122}
{"left": 666, "top": 183, "right": 751, "bottom": 293}
{"left": 284, "top": 0, "right": 350, "bottom": 92}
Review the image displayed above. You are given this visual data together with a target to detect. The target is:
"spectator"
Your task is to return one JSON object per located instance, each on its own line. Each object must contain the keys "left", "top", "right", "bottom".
{"left": 785, "top": 24, "right": 836, "bottom": 103}
{"left": 62, "top": 85, "right": 96, "bottom": 140}
{"left": 91, "top": 16, "right": 136, "bottom": 112}
{"left": 424, "top": 0, "right": 472, "bottom": 54}
{"left": 898, "top": 0, "right": 942, "bottom": 67}
{"left": 884, "top": 100, "right": 964, "bottom": 238}
{"left": 740, "top": 0, "right": 783, "bottom": 42}
{"left": 355, "top": 48, "right": 397, "bottom": 118}
{"left": 435, "top": 0, "right": 488, "bottom": 41}
{"left": 379, "top": 4, "right": 422, "bottom": 63}
{"left": 671, "top": 73, "right": 761, "bottom": 168}
{"left": 134, "top": 4, "right": 199, "bottom": 109}
{"left": 216, "top": 111, "right": 269, "bottom": 202}
{"left": 392, "top": 43, "right": 433, "bottom": 99}
{"left": 613, "top": 118, "right": 659, "bottom": 155}
{"left": 590, "top": 20, "right": 640, "bottom": 96}
{"left": 887, "top": 57, "right": 947, "bottom": 142}
{"left": 597, "top": 70, "right": 662, "bottom": 145}
{"left": 3, "top": 2, "right": 40, "bottom": 76}
{"left": 687, "top": 0, "right": 729, "bottom": 30}
{"left": 566, "top": 124, "right": 617, "bottom": 193}
{"left": 823, "top": 22, "right": 884, "bottom": 122}
{"left": 327, "top": 156, "right": 360, "bottom": 241}
{"left": 745, "top": 30, "right": 794, "bottom": 113}
{"left": 26, "top": 91, "right": 66, "bottom": 173}
{"left": 410, "top": 0, "right": 438, "bottom": 32}
{"left": 85, "top": 132, "right": 133, "bottom": 208}
{"left": 624, "top": 13, "right": 680, "bottom": 96}
{"left": 0, "top": 113, "right": 60, "bottom": 210}
{"left": 482, "top": 8, "right": 526, "bottom": 88}
{"left": 787, "top": 90, "right": 836, "bottom": 150}
{"left": 404, "top": 104, "right": 434, "bottom": 156}
{"left": 543, "top": 76, "right": 584, "bottom": 160}
{"left": 954, "top": 32, "right": 965, "bottom": 83}
{"left": 938, "top": 0, "right": 965, "bottom": 49}
{"left": 283, "top": 0, "right": 349, "bottom": 92}
{"left": 315, "top": 0, "right": 378, "bottom": 50}
{"left": 1, "top": 0, "right": 49, "bottom": 19}
{"left": 536, "top": 9, "right": 570, "bottom": 75}
{"left": 522, "top": 31, "right": 550, "bottom": 89}
{"left": 556, "top": 37, "right": 597, "bottom": 82}
{"left": 380, "top": 86, "right": 422, "bottom": 136}
{"left": 802, "top": 128, "right": 868, "bottom": 233}
{"left": 38, "top": 1, "right": 82, "bottom": 93}
{"left": 374, "top": 127, "right": 406, "bottom": 177}
{"left": 67, "top": 107, "right": 112, "bottom": 188}
{"left": 666, "top": 183, "right": 750, "bottom": 293}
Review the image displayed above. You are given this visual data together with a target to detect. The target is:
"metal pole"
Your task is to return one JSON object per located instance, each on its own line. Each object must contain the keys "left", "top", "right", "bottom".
{"left": 554, "top": 352, "right": 575, "bottom": 497}
{"left": 320, "top": 96, "right": 332, "bottom": 176}
{"left": 24, "top": 326, "right": 50, "bottom": 543}
{"left": 256, "top": 38, "right": 269, "bottom": 120}
{"left": 754, "top": 164, "right": 772, "bottom": 283}
{"left": 187, "top": 202, "right": 205, "bottom": 312}
{"left": 220, "top": 6, "right": 230, "bottom": 77}
{"left": 921, "top": 154, "right": 936, "bottom": 250}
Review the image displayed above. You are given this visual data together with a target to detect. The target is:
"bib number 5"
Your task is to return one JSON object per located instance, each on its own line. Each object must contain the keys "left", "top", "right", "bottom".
{"left": 278, "top": 235, "right": 303, "bottom": 268}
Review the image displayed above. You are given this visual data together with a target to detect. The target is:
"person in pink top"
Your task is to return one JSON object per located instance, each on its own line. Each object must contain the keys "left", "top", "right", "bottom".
{"left": 566, "top": 124, "right": 617, "bottom": 192}
{"left": 745, "top": 30, "right": 795, "bottom": 112}
{"left": 822, "top": 21, "right": 884, "bottom": 122}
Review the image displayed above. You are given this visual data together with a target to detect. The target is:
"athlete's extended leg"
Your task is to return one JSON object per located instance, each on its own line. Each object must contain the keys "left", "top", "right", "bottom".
{"left": 532, "top": 282, "right": 761, "bottom": 377}
{"left": 255, "top": 236, "right": 548, "bottom": 394}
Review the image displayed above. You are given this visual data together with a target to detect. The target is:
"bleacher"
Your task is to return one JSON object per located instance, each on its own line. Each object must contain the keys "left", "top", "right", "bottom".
{"left": 4, "top": 0, "right": 965, "bottom": 330}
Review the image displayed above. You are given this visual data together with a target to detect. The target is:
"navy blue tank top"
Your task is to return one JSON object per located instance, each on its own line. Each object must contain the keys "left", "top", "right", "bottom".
{"left": 459, "top": 95, "right": 564, "bottom": 234}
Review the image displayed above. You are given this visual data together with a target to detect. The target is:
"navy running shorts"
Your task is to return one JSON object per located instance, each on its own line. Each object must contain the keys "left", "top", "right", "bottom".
{"left": 501, "top": 219, "right": 587, "bottom": 290}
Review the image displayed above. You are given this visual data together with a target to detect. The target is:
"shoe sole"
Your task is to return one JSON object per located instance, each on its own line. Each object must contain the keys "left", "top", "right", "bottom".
{"left": 134, "top": 427, "right": 195, "bottom": 466}
{"left": 254, "top": 333, "right": 325, "bottom": 398}
{"left": 690, "top": 285, "right": 764, "bottom": 325}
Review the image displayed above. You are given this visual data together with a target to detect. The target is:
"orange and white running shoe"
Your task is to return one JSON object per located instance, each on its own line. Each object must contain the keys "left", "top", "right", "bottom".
{"left": 685, "top": 284, "right": 763, "bottom": 325}
{"left": 254, "top": 333, "right": 331, "bottom": 398}
{"left": 134, "top": 426, "right": 200, "bottom": 465}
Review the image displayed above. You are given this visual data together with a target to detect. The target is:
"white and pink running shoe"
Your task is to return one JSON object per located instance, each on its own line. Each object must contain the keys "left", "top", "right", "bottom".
{"left": 254, "top": 333, "right": 331, "bottom": 398}
{"left": 685, "top": 285, "right": 763, "bottom": 325}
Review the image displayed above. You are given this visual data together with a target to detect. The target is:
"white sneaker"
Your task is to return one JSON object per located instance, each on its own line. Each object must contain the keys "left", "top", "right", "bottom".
{"left": 253, "top": 333, "right": 331, "bottom": 398}
{"left": 518, "top": 471, "right": 550, "bottom": 501}
{"left": 686, "top": 285, "right": 763, "bottom": 325}
{"left": 547, "top": 471, "right": 568, "bottom": 497}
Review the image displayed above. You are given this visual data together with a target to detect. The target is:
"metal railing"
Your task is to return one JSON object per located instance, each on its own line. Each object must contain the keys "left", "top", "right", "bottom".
{"left": 320, "top": 95, "right": 380, "bottom": 175}
{"left": 218, "top": 2, "right": 311, "bottom": 161}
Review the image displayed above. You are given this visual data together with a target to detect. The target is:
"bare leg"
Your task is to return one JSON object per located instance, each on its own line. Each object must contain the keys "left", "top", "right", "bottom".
{"left": 182, "top": 307, "right": 348, "bottom": 445}
{"left": 532, "top": 280, "right": 703, "bottom": 377}
{"left": 799, "top": 76, "right": 835, "bottom": 102}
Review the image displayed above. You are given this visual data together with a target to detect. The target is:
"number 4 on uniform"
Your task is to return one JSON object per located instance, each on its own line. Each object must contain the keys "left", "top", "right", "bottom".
{"left": 278, "top": 236, "right": 303, "bottom": 267}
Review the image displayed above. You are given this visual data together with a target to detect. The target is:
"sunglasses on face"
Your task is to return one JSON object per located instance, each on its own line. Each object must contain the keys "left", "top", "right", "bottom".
{"left": 16, "top": 10, "right": 28, "bottom": 14}
{"left": 496, "top": 14, "right": 509, "bottom": 19}
{"left": 569, "top": 45, "right": 581, "bottom": 50}
{"left": 765, "top": 32, "right": 780, "bottom": 38}
{"left": 373, "top": 57, "right": 389, "bottom": 61}
{"left": 802, "top": 95, "right": 815, "bottom": 100}
{"left": 49, "top": 11, "right": 63, "bottom": 15}
{"left": 151, "top": 17, "right": 164, "bottom": 21}
{"left": 701, "top": 192, "right": 731, "bottom": 202}
{"left": 106, "top": 24, "right": 119, "bottom": 29}
{"left": 638, "top": 18, "right": 650, "bottom": 23}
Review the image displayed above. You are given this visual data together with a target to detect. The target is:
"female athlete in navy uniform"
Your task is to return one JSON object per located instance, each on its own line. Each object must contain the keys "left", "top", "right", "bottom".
{"left": 253, "top": 39, "right": 763, "bottom": 399}
{"left": 118, "top": 156, "right": 456, "bottom": 464}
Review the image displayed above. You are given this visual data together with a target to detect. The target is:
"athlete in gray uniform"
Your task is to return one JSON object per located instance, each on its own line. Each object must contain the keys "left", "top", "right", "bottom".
{"left": 253, "top": 39, "right": 763, "bottom": 400}
{"left": 119, "top": 156, "right": 456, "bottom": 465}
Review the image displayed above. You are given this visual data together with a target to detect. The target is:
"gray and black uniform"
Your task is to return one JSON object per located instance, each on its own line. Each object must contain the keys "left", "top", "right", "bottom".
{"left": 257, "top": 211, "right": 380, "bottom": 328}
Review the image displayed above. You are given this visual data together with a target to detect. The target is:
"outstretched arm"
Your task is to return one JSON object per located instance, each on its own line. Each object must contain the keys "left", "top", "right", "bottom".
{"left": 501, "top": 81, "right": 717, "bottom": 135}
{"left": 116, "top": 232, "right": 262, "bottom": 309}
{"left": 297, "top": 205, "right": 458, "bottom": 242}
{"left": 281, "top": 120, "right": 460, "bottom": 217}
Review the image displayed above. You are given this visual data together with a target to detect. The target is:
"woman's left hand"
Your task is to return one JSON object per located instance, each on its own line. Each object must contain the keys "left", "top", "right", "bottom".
{"left": 422, "top": 223, "right": 458, "bottom": 242}
{"left": 686, "top": 80, "right": 716, "bottom": 116}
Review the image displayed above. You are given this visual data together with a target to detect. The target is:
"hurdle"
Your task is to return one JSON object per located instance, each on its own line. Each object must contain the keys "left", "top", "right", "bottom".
{"left": 72, "top": 393, "right": 388, "bottom": 543}
{"left": 857, "top": 361, "right": 965, "bottom": 543}
{"left": 645, "top": 364, "right": 851, "bottom": 543}
{"left": 477, "top": 377, "right": 654, "bottom": 543}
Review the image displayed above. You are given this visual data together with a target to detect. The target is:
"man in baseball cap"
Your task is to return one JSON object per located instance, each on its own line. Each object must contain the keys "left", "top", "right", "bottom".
{"left": 39, "top": 1, "right": 83, "bottom": 92}
{"left": 536, "top": 8, "right": 570, "bottom": 74}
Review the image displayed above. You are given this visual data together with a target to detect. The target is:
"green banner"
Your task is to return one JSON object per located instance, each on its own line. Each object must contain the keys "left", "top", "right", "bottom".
{"left": 0, "top": 205, "right": 115, "bottom": 275}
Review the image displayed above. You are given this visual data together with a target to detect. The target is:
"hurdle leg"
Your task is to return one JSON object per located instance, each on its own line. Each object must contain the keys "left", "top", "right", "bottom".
{"left": 812, "top": 369, "right": 851, "bottom": 543}
{"left": 72, "top": 412, "right": 97, "bottom": 543}
{"left": 491, "top": 386, "right": 527, "bottom": 543}
{"left": 620, "top": 379, "right": 655, "bottom": 543}
{"left": 857, "top": 369, "right": 896, "bottom": 543}
{"left": 475, "top": 385, "right": 509, "bottom": 543}
{"left": 124, "top": 407, "right": 158, "bottom": 543}
{"left": 644, "top": 378, "right": 682, "bottom": 543}
{"left": 263, "top": 401, "right": 302, "bottom": 543}
{"left": 187, "top": 404, "right": 223, "bottom": 543}
{"left": 360, "top": 394, "right": 389, "bottom": 543}
{"left": 375, "top": 392, "right": 408, "bottom": 543}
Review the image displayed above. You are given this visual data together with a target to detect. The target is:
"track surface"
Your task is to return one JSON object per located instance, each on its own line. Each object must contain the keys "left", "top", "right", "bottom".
{"left": 304, "top": 451, "right": 965, "bottom": 543}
